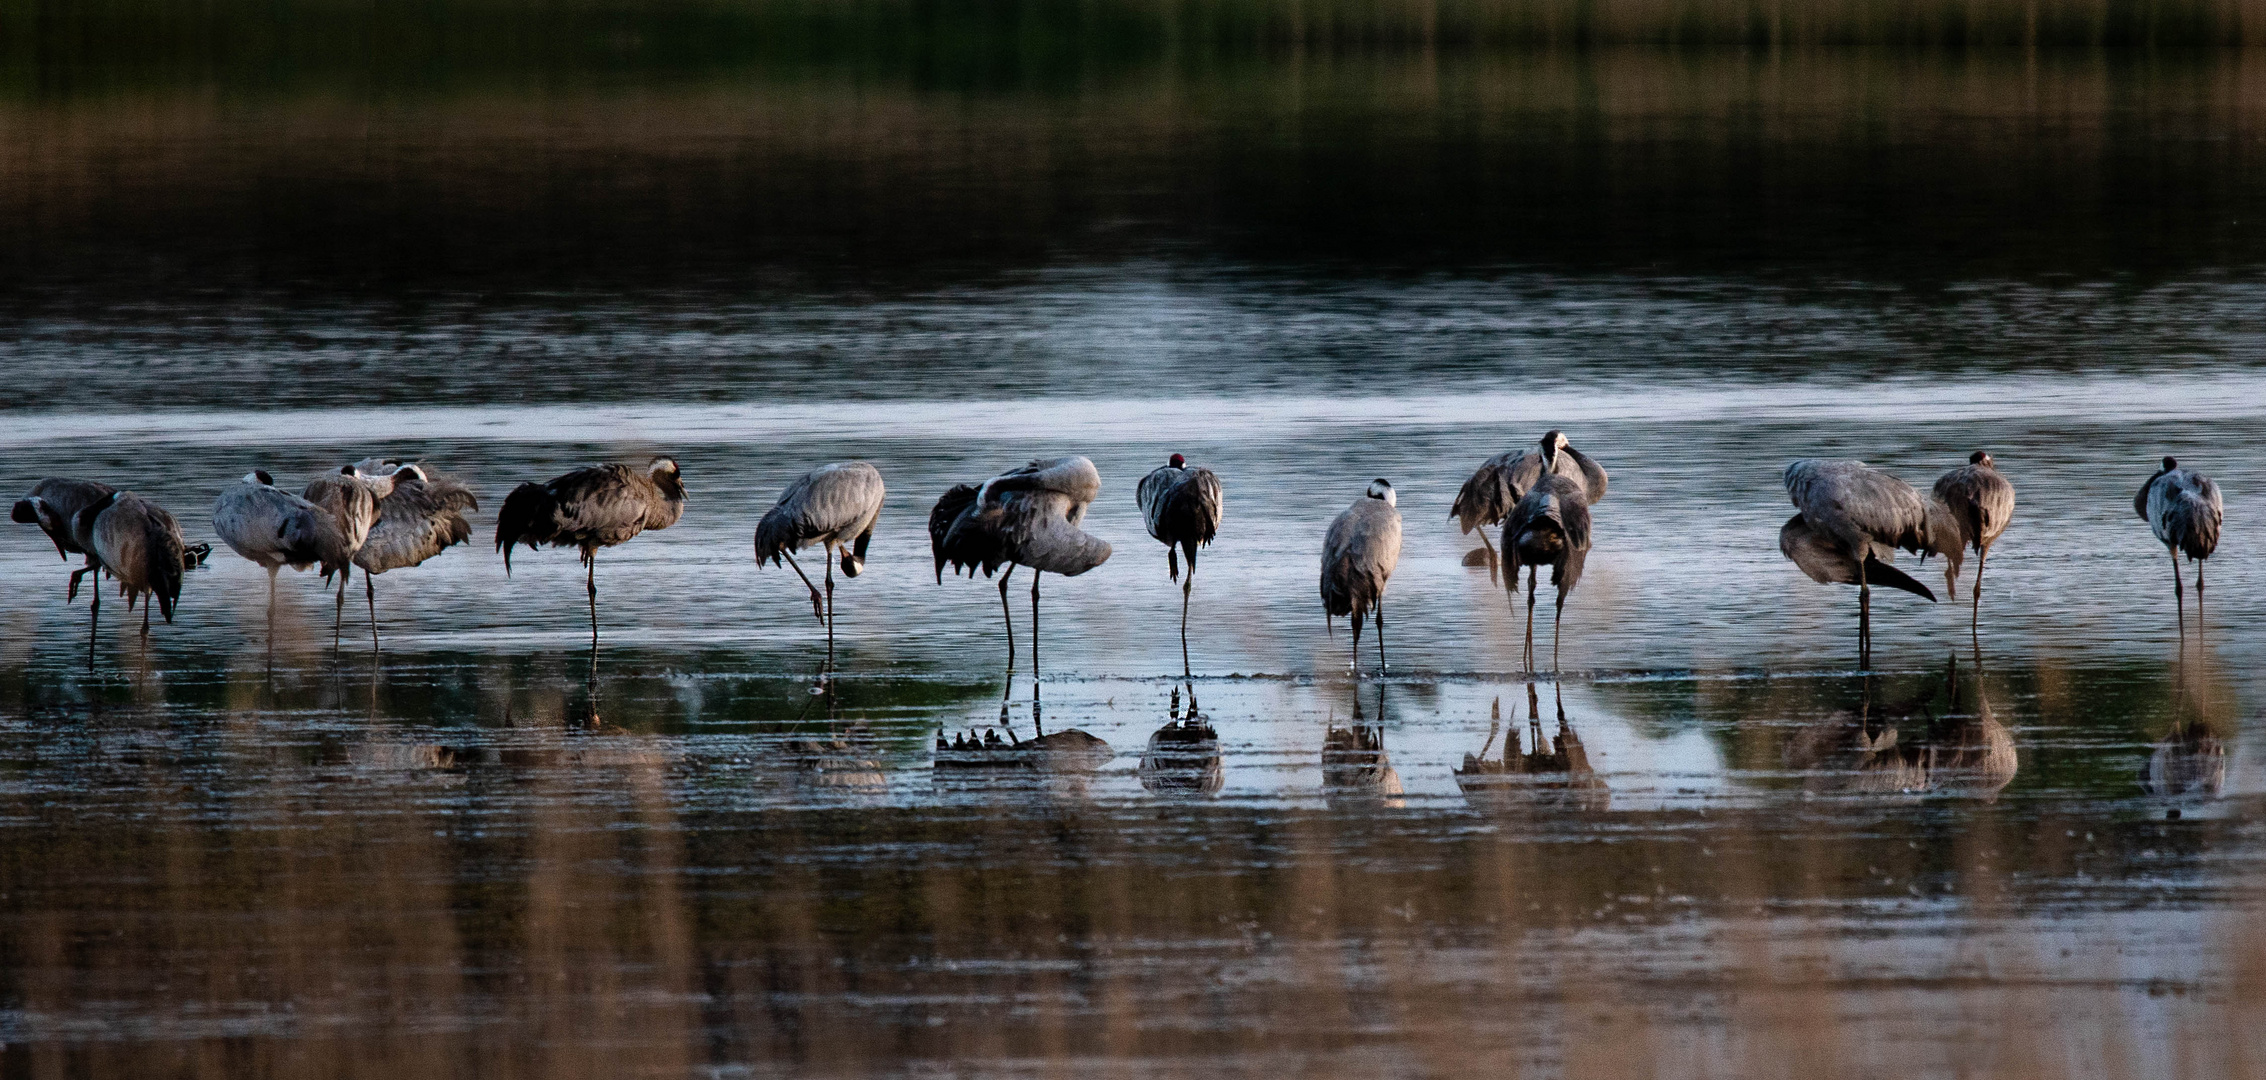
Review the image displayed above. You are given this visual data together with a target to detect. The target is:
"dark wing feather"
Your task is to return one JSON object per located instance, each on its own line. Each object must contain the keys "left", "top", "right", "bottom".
{"left": 928, "top": 483, "right": 985, "bottom": 582}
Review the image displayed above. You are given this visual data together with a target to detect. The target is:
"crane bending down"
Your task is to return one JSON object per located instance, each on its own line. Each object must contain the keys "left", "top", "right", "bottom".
{"left": 1135, "top": 453, "right": 1223, "bottom": 676}
{"left": 356, "top": 462, "right": 479, "bottom": 653}
{"left": 755, "top": 461, "right": 885, "bottom": 666}
{"left": 14, "top": 478, "right": 119, "bottom": 601}
{"left": 75, "top": 491, "right": 193, "bottom": 650}
{"left": 930, "top": 456, "right": 1112, "bottom": 674}
{"left": 212, "top": 470, "right": 338, "bottom": 661}
{"left": 1931, "top": 451, "right": 2016, "bottom": 633}
{"left": 1503, "top": 472, "right": 1593, "bottom": 672}
{"left": 498, "top": 457, "right": 681, "bottom": 651}
{"left": 1779, "top": 459, "right": 1941, "bottom": 668}
{"left": 1321, "top": 479, "right": 1402, "bottom": 676}
{"left": 1451, "top": 430, "right": 1607, "bottom": 583}
{"left": 302, "top": 465, "right": 388, "bottom": 648}
{"left": 2136, "top": 456, "right": 2222, "bottom": 633}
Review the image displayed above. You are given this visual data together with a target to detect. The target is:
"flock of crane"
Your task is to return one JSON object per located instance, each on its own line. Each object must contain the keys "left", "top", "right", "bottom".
{"left": 6, "top": 430, "right": 2227, "bottom": 673}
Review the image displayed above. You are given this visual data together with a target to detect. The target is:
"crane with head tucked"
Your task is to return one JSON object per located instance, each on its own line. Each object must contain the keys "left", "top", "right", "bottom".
{"left": 1931, "top": 450, "right": 2016, "bottom": 634}
{"left": 930, "top": 456, "right": 1112, "bottom": 675}
{"left": 2136, "top": 455, "right": 2222, "bottom": 633}
{"left": 356, "top": 461, "right": 479, "bottom": 653}
{"left": 74, "top": 491, "right": 194, "bottom": 651}
{"left": 1135, "top": 453, "right": 1223, "bottom": 676}
{"left": 1321, "top": 479, "right": 1402, "bottom": 676}
{"left": 302, "top": 464, "right": 391, "bottom": 648}
{"left": 212, "top": 470, "right": 340, "bottom": 661}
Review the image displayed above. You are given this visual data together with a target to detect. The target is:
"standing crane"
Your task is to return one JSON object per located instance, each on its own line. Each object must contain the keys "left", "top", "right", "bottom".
{"left": 1135, "top": 453, "right": 1223, "bottom": 676}
{"left": 302, "top": 464, "right": 389, "bottom": 648}
{"left": 211, "top": 470, "right": 334, "bottom": 663}
{"left": 13, "top": 478, "right": 117, "bottom": 600}
{"left": 2136, "top": 456, "right": 2223, "bottom": 633}
{"left": 497, "top": 457, "right": 685, "bottom": 650}
{"left": 930, "top": 456, "right": 1112, "bottom": 674}
{"left": 1503, "top": 472, "right": 1593, "bottom": 672}
{"left": 1321, "top": 479, "right": 1402, "bottom": 676}
{"left": 754, "top": 461, "right": 885, "bottom": 666}
{"left": 1451, "top": 430, "right": 1607, "bottom": 581}
{"left": 1779, "top": 459, "right": 1941, "bottom": 668}
{"left": 357, "top": 462, "right": 479, "bottom": 653}
{"left": 75, "top": 491, "right": 193, "bottom": 649}
{"left": 1931, "top": 451, "right": 2016, "bottom": 634}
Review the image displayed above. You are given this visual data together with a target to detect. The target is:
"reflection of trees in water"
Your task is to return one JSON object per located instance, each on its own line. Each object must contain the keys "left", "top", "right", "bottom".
{"left": 1454, "top": 682, "right": 1607, "bottom": 813}
{"left": 1786, "top": 653, "right": 2016, "bottom": 802}
{"left": 1323, "top": 683, "right": 1402, "bottom": 801}
{"left": 1140, "top": 684, "right": 1222, "bottom": 796}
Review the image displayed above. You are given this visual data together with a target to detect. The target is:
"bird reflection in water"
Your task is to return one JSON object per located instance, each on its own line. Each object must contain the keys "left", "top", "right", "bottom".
{"left": 784, "top": 678, "right": 887, "bottom": 792}
{"left": 1454, "top": 682, "right": 1608, "bottom": 813}
{"left": 2142, "top": 637, "right": 2233, "bottom": 818}
{"left": 1322, "top": 683, "right": 1403, "bottom": 802}
{"left": 932, "top": 678, "right": 1112, "bottom": 777}
{"left": 1140, "top": 683, "right": 1223, "bottom": 796}
{"left": 1787, "top": 652, "right": 2016, "bottom": 801}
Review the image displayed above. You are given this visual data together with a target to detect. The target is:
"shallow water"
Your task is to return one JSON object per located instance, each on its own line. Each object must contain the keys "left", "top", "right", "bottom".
{"left": 2, "top": 45, "right": 2264, "bottom": 1079}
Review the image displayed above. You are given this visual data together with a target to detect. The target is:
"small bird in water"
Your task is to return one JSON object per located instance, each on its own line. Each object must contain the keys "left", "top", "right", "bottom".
{"left": 498, "top": 457, "right": 685, "bottom": 651}
{"left": 13, "top": 478, "right": 119, "bottom": 601}
{"left": 1135, "top": 453, "right": 1223, "bottom": 677}
{"left": 75, "top": 490, "right": 195, "bottom": 649}
{"left": 356, "top": 461, "right": 479, "bottom": 653}
{"left": 1503, "top": 472, "right": 1593, "bottom": 672}
{"left": 1451, "top": 430, "right": 1607, "bottom": 582}
{"left": 211, "top": 470, "right": 337, "bottom": 662}
{"left": 1321, "top": 479, "right": 1402, "bottom": 676}
{"left": 1779, "top": 459, "right": 1942, "bottom": 668}
{"left": 1931, "top": 450, "right": 2016, "bottom": 633}
{"left": 2135, "top": 455, "right": 2222, "bottom": 633}
{"left": 755, "top": 461, "right": 885, "bottom": 667}
{"left": 930, "top": 456, "right": 1112, "bottom": 674}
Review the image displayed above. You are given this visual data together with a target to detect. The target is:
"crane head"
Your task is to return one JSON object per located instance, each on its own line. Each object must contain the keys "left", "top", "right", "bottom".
{"left": 1169, "top": 453, "right": 1185, "bottom": 469}
{"left": 245, "top": 470, "right": 274, "bottom": 486}
{"left": 2162, "top": 455, "right": 2179, "bottom": 471}
{"left": 1540, "top": 429, "right": 1568, "bottom": 467}
{"left": 1366, "top": 478, "right": 1396, "bottom": 507}
{"left": 649, "top": 456, "right": 680, "bottom": 477}
{"left": 1969, "top": 450, "right": 1993, "bottom": 467}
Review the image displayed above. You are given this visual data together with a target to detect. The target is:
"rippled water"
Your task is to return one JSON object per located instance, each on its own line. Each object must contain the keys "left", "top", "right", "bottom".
{"left": 3, "top": 46, "right": 2264, "bottom": 1079}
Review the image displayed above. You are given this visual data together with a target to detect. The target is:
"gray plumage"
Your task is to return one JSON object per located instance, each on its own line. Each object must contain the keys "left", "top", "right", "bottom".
{"left": 1451, "top": 429, "right": 1608, "bottom": 548}
{"left": 1781, "top": 459, "right": 1943, "bottom": 667}
{"left": 755, "top": 461, "right": 885, "bottom": 661}
{"left": 496, "top": 457, "right": 684, "bottom": 651}
{"left": 1503, "top": 472, "right": 1593, "bottom": 671}
{"left": 1135, "top": 455, "right": 1223, "bottom": 676}
{"left": 214, "top": 470, "right": 340, "bottom": 658}
{"left": 13, "top": 477, "right": 118, "bottom": 599}
{"left": 354, "top": 464, "right": 479, "bottom": 651}
{"left": 303, "top": 464, "right": 391, "bottom": 646}
{"left": 1320, "top": 480, "right": 1402, "bottom": 674}
{"left": 1931, "top": 450, "right": 2017, "bottom": 627}
{"left": 929, "top": 456, "right": 1112, "bottom": 672}
{"left": 2136, "top": 455, "right": 2223, "bottom": 628}
{"left": 78, "top": 491, "right": 190, "bottom": 641}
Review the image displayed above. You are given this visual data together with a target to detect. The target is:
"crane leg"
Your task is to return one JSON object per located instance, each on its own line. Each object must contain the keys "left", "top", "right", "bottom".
{"left": 1858, "top": 557, "right": 1871, "bottom": 671}
{"left": 1180, "top": 564, "right": 1194, "bottom": 679}
{"left": 1374, "top": 597, "right": 1387, "bottom": 674}
{"left": 1553, "top": 589, "right": 1565, "bottom": 674}
{"left": 781, "top": 549, "right": 825, "bottom": 622}
{"left": 141, "top": 597, "right": 151, "bottom": 643}
{"left": 367, "top": 572, "right": 381, "bottom": 655}
{"left": 1971, "top": 546, "right": 1986, "bottom": 638}
{"left": 998, "top": 566, "right": 1017, "bottom": 672}
{"left": 266, "top": 565, "right": 279, "bottom": 674}
{"left": 586, "top": 553, "right": 601, "bottom": 653}
{"left": 2169, "top": 545, "right": 2185, "bottom": 636}
{"left": 1478, "top": 528, "right": 1500, "bottom": 585}
{"left": 88, "top": 580, "right": 100, "bottom": 670}
{"left": 823, "top": 544, "right": 837, "bottom": 670}
{"left": 334, "top": 566, "right": 349, "bottom": 653}
{"left": 1030, "top": 571, "right": 1042, "bottom": 679}
{"left": 1350, "top": 606, "right": 1364, "bottom": 677}
{"left": 1524, "top": 568, "right": 1537, "bottom": 673}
